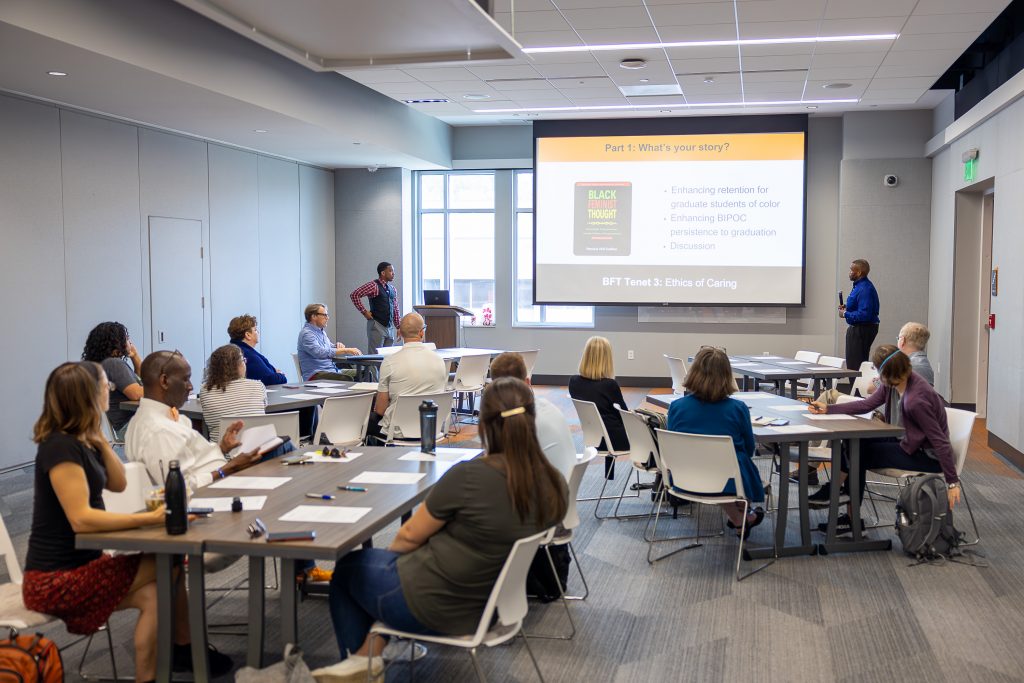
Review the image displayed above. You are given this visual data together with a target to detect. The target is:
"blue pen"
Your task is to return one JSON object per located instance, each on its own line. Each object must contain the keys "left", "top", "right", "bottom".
{"left": 305, "top": 493, "right": 335, "bottom": 500}
{"left": 338, "top": 485, "right": 367, "bottom": 492}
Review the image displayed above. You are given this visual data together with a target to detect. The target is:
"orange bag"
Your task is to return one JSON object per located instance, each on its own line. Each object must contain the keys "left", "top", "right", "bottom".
{"left": 0, "top": 628, "right": 63, "bottom": 683}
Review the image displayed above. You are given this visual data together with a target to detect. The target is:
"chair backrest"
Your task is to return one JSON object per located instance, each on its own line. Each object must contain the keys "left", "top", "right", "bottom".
{"left": 850, "top": 374, "right": 875, "bottom": 398}
{"left": 314, "top": 394, "right": 375, "bottom": 446}
{"left": 517, "top": 350, "right": 540, "bottom": 380}
{"left": 563, "top": 448, "right": 597, "bottom": 532}
{"left": 469, "top": 529, "right": 548, "bottom": 642}
{"left": 451, "top": 353, "right": 491, "bottom": 391}
{"left": 795, "top": 350, "right": 820, "bottom": 363}
{"left": 291, "top": 352, "right": 303, "bottom": 382}
{"left": 102, "top": 462, "right": 150, "bottom": 515}
{"left": 834, "top": 392, "right": 874, "bottom": 419}
{"left": 818, "top": 355, "right": 846, "bottom": 369}
{"left": 220, "top": 411, "right": 302, "bottom": 444}
{"left": 571, "top": 398, "right": 617, "bottom": 454}
{"left": 944, "top": 407, "right": 977, "bottom": 475}
{"left": 664, "top": 355, "right": 687, "bottom": 394}
{"left": 386, "top": 391, "right": 454, "bottom": 441}
{"left": 617, "top": 407, "right": 661, "bottom": 469}
{"left": 858, "top": 361, "right": 877, "bottom": 377}
{"left": 655, "top": 429, "right": 745, "bottom": 499}
{"left": 0, "top": 512, "right": 23, "bottom": 584}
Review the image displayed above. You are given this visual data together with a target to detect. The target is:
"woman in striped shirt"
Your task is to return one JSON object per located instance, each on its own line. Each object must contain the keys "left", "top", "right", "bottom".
{"left": 198, "top": 344, "right": 267, "bottom": 443}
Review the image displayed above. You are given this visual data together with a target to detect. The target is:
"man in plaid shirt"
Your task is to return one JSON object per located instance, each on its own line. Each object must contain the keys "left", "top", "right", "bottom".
{"left": 350, "top": 261, "right": 401, "bottom": 355}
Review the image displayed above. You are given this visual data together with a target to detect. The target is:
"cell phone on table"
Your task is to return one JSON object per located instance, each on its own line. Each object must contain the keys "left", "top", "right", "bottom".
{"left": 280, "top": 449, "right": 309, "bottom": 466}
{"left": 266, "top": 530, "right": 316, "bottom": 542}
{"left": 768, "top": 418, "right": 790, "bottom": 426}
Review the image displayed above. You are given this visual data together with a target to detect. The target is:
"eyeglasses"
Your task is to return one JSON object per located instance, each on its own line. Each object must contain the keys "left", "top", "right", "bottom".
{"left": 320, "top": 446, "right": 350, "bottom": 459}
{"left": 157, "top": 349, "right": 183, "bottom": 377}
{"left": 239, "top": 357, "right": 247, "bottom": 364}
{"left": 247, "top": 517, "right": 267, "bottom": 538}
{"left": 316, "top": 311, "right": 330, "bottom": 318}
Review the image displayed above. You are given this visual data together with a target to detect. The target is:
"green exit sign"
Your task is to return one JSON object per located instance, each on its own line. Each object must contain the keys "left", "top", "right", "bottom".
{"left": 964, "top": 158, "right": 977, "bottom": 181}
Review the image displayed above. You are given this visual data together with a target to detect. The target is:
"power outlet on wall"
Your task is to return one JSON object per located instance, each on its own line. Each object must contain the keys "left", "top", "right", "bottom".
{"left": 627, "top": 350, "right": 635, "bottom": 360}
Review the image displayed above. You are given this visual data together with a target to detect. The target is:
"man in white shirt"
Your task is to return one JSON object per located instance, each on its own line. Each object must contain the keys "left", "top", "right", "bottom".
{"left": 489, "top": 352, "right": 576, "bottom": 482}
{"left": 125, "top": 350, "right": 262, "bottom": 489}
{"left": 369, "top": 313, "right": 447, "bottom": 439}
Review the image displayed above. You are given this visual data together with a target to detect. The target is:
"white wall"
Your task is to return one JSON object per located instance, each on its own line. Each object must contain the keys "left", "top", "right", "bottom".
{"left": 0, "top": 92, "right": 335, "bottom": 469}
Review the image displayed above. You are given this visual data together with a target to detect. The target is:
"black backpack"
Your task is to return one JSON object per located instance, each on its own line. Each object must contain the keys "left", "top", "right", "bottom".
{"left": 895, "top": 474, "right": 966, "bottom": 563}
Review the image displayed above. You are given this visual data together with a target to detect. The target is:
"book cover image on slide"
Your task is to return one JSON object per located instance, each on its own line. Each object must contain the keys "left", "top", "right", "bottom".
{"left": 573, "top": 182, "right": 632, "bottom": 256}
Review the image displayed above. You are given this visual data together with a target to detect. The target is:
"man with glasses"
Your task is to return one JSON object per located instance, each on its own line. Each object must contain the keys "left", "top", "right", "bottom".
{"left": 297, "top": 303, "right": 361, "bottom": 381}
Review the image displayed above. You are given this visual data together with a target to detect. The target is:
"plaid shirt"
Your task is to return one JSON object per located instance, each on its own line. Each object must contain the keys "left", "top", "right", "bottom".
{"left": 350, "top": 279, "right": 400, "bottom": 328}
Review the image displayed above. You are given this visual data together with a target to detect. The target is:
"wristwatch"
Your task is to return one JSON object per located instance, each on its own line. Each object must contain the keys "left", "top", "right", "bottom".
{"left": 948, "top": 482, "right": 959, "bottom": 489}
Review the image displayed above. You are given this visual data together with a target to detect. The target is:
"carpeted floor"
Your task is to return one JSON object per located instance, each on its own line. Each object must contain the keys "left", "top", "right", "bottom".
{"left": 6, "top": 386, "right": 1023, "bottom": 682}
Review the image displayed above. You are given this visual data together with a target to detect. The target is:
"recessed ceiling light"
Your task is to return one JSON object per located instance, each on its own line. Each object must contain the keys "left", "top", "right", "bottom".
{"left": 619, "top": 58, "right": 647, "bottom": 70}
{"left": 522, "top": 34, "right": 898, "bottom": 54}
{"left": 47, "top": 71, "right": 67, "bottom": 77}
{"left": 822, "top": 82, "right": 852, "bottom": 89}
{"left": 475, "top": 98, "right": 858, "bottom": 113}
{"left": 703, "top": 76, "right": 715, "bottom": 84}
{"left": 402, "top": 98, "right": 449, "bottom": 104}
{"left": 462, "top": 94, "right": 491, "bottom": 101}
{"left": 253, "top": 129, "right": 268, "bottom": 133}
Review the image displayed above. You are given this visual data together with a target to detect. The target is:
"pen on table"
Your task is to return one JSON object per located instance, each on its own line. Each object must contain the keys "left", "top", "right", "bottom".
{"left": 337, "top": 485, "right": 367, "bottom": 492}
{"left": 305, "top": 493, "right": 336, "bottom": 500}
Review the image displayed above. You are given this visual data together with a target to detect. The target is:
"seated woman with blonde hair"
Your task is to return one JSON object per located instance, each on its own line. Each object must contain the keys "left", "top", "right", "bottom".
{"left": 568, "top": 335, "right": 629, "bottom": 479}
{"left": 666, "top": 347, "right": 766, "bottom": 536}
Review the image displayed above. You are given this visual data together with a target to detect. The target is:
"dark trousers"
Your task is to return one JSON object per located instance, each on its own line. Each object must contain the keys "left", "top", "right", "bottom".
{"left": 841, "top": 437, "right": 941, "bottom": 501}
{"left": 844, "top": 323, "right": 879, "bottom": 392}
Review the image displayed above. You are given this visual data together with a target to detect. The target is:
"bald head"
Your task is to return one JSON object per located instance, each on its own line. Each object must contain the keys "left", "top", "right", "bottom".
{"left": 140, "top": 350, "right": 193, "bottom": 408}
{"left": 399, "top": 313, "right": 425, "bottom": 342}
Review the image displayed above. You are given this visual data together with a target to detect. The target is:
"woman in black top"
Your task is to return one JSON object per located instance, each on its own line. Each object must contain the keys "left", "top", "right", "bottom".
{"left": 568, "top": 336, "right": 629, "bottom": 479}
{"left": 22, "top": 362, "right": 227, "bottom": 682}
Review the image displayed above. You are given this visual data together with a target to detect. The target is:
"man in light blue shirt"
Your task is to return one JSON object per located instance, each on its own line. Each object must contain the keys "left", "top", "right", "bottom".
{"left": 297, "top": 303, "right": 361, "bottom": 380}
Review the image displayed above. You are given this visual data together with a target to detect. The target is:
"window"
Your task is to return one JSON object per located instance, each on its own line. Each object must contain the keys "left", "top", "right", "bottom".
{"left": 513, "top": 171, "right": 594, "bottom": 327}
{"left": 416, "top": 172, "right": 496, "bottom": 326}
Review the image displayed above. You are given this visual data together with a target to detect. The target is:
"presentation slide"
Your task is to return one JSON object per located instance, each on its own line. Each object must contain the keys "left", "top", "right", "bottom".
{"left": 534, "top": 131, "right": 806, "bottom": 305}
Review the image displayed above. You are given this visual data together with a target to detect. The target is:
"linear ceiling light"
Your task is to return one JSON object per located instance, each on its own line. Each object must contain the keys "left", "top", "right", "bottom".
{"left": 522, "top": 34, "right": 898, "bottom": 54}
{"left": 474, "top": 99, "right": 857, "bottom": 113}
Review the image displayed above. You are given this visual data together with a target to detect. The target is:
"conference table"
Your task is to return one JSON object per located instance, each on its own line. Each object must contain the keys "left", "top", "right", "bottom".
{"left": 727, "top": 355, "right": 861, "bottom": 399}
{"left": 338, "top": 347, "right": 505, "bottom": 381}
{"left": 644, "top": 391, "right": 902, "bottom": 560}
{"left": 77, "top": 445, "right": 481, "bottom": 682}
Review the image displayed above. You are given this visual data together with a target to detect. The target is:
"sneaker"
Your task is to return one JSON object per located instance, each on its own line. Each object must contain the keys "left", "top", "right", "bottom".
{"left": 736, "top": 507, "right": 766, "bottom": 540}
{"left": 304, "top": 567, "right": 333, "bottom": 583}
{"left": 807, "top": 483, "right": 849, "bottom": 508}
{"left": 787, "top": 466, "right": 820, "bottom": 486}
{"left": 172, "top": 642, "right": 234, "bottom": 678}
{"left": 381, "top": 639, "right": 428, "bottom": 662}
{"left": 817, "top": 513, "right": 853, "bottom": 536}
{"left": 311, "top": 655, "right": 383, "bottom": 683}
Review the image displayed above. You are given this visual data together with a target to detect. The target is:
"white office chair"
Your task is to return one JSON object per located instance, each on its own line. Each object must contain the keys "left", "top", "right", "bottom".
{"left": 219, "top": 411, "right": 302, "bottom": 448}
{"left": 102, "top": 462, "right": 150, "bottom": 514}
{"left": 314, "top": 393, "right": 374, "bottom": 446}
{"left": 517, "top": 350, "right": 540, "bottom": 380}
{"left": 368, "top": 530, "right": 549, "bottom": 683}
{"left": 849, "top": 361, "right": 878, "bottom": 398}
{"left": 789, "top": 350, "right": 822, "bottom": 395}
{"left": 448, "top": 353, "right": 491, "bottom": 423}
{"left": 648, "top": 430, "right": 775, "bottom": 581}
{"left": 604, "top": 407, "right": 664, "bottom": 521}
{"left": 795, "top": 350, "right": 820, "bottom": 363}
{"left": 291, "top": 352, "right": 303, "bottom": 382}
{"left": 664, "top": 355, "right": 687, "bottom": 395}
{"left": 570, "top": 398, "right": 633, "bottom": 514}
{"left": 817, "top": 355, "right": 848, "bottom": 392}
{"left": 381, "top": 391, "right": 454, "bottom": 446}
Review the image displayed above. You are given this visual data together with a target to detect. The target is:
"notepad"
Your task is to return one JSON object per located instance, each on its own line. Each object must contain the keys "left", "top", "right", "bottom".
{"left": 282, "top": 393, "right": 321, "bottom": 400}
{"left": 769, "top": 405, "right": 811, "bottom": 412}
{"left": 398, "top": 448, "right": 479, "bottom": 462}
{"left": 759, "top": 369, "right": 789, "bottom": 374}
{"left": 766, "top": 424, "right": 827, "bottom": 434}
{"left": 805, "top": 414, "right": 857, "bottom": 420}
{"left": 279, "top": 505, "right": 371, "bottom": 524}
{"left": 191, "top": 496, "right": 267, "bottom": 512}
{"left": 301, "top": 451, "right": 364, "bottom": 463}
{"left": 732, "top": 362, "right": 759, "bottom": 368}
{"left": 309, "top": 388, "right": 351, "bottom": 395}
{"left": 350, "top": 471, "right": 426, "bottom": 485}
{"left": 350, "top": 382, "right": 380, "bottom": 391}
{"left": 776, "top": 361, "right": 807, "bottom": 365}
{"left": 208, "top": 476, "right": 291, "bottom": 490}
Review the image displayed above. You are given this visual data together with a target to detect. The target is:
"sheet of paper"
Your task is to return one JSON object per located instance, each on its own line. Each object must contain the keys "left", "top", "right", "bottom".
{"left": 349, "top": 382, "right": 380, "bottom": 392}
{"left": 734, "top": 392, "right": 778, "bottom": 399}
{"left": 238, "top": 424, "right": 277, "bottom": 453}
{"left": 281, "top": 393, "right": 321, "bottom": 400}
{"left": 265, "top": 389, "right": 278, "bottom": 393}
{"left": 302, "top": 451, "right": 364, "bottom": 463}
{"left": 805, "top": 414, "right": 857, "bottom": 420}
{"left": 759, "top": 369, "right": 790, "bottom": 374}
{"left": 309, "top": 387, "right": 351, "bottom": 395}
{"left": 732, "top": 362, "right": 759, "bottom": 368}
{"left": 765, "top": 424, "right": 827, "bottom": 434}
{"left": 398, "top": 448, "right": 480, "bottom": 462}
{"left": 769, "top": 405, "right": 811, "bottom": 412}
{"left": 349, "top": 471, "right": 426, "bottom": 485}
{"left": 191, "top": 496, "right": 267, "bottom": 512}
{"left": 776, "top": 361, "right": 807, "bottom": 365}
{"left": 208, "top": 476, "right": 292, "bottom": 490}
{"left": 278, "top": 505, "right": 372, "bottom": 524}
{"left": 759, "top": 356, "right": 787, "bottom": 360}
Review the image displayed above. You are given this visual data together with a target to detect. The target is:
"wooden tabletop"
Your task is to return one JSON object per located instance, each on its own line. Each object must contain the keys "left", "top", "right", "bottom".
{"left": 341, "top": 347, "right": 505, "bottom": 364}
{"left": 77, "top": 446, "right": 481, "bottom": 561}
{"left": 728, "top": 355, "right": 861, "bottom": 381}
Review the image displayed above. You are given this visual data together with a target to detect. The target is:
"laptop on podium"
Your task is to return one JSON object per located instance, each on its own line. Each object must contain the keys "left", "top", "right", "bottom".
{"left": 423, "top": 290, "right": 451, "bottom": 306}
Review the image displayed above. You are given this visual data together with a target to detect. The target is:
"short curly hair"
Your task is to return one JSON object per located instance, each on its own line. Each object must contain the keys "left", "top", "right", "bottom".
{"left": 82, "top": 322, "right": 130, "bottom": 363}
{"left": 204, "top": 344, "right": 244, "bottom": 392}
{"left": 228, "top": 314, "right": 257, "bottom": 342}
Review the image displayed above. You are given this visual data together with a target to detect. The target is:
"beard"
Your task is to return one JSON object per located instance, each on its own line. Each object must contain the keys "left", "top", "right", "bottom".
{"left": 849, "top": 272, "right": 857, "bottom": 281}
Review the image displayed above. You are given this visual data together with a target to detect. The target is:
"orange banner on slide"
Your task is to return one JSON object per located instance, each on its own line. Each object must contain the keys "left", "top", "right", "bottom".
{"left": 536, "top": 132, "right": 804, "bottom": 163}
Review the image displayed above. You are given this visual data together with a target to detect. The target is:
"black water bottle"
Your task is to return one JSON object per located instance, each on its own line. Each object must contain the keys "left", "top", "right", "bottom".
{"left": 164, "top": 460, "right": 188, "bottom": 535}
{"left": 419, "top": 400, "right": 438, "bottom": 455}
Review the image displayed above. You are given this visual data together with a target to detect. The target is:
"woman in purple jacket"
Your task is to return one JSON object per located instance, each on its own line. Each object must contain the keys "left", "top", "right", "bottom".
{"left": 809, "top": 344, "right": 960, "bottom": 531}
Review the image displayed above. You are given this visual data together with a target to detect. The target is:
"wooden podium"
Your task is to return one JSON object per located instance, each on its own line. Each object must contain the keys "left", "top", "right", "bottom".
{"left": 414, "top": 305, "right": 473, "bottom": 349}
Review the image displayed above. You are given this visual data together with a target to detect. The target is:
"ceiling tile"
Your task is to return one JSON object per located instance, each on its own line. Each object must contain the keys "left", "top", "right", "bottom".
{"left": 566, "top": 96, "right": 632, "bottom": 105}
{"left": 737, "top": 0, "right": 828, "bottom": 23}
{"left": 467, "top": 64, "right": 543, "bottom": 80}
{"left": 493, "top": 0, "right": 558, "bottom": 11}
{"left": 657, "top": 23, "right": 738, "bottom": 42}
{"left": 741, "top": 54, "right": 811, "bottom": 71}
{"left": 647, "top": 3, "right": 738, "bottom": 25}
{"left": 552, "top": 0, "right": 646, "bottom": 8}
{"left": 561, "top": 6, "right": 654, "bottom": 29}
{"left": 678, "top": 71, "right": 741, "bottom": 88}
{"left": 512, "top": 30, "right": 585, "bottom": 49}
{"left": 531, "top": 61, "right": 607, "bottom": 78}
{"left": 823, "top": 0, "right": 917, "bottom": 18}
{"left": 742, "top": 68, "right": 808, "bottom": 82}
{"left": 426, "top": 80, "right": 501, "bottom": 94}
{"left": 510, "top": 97, "right": 576, "bottom": 107}
{"left": 576, "top": 27, "right": 661, "bottom": 44}
{"left": 889, "top": 33, "right": 979, "bottom": 51}
{"left": 741, "top": 82, "right": 806, "bottom": 96}
{"left": 566, "top": 85, "right": 629, "bottom": 96}
{"left": 873, "top": 63, "right": 946, "bottom": 78}
{"left": 549, "top": 76, "right": 615, "bottom": 89}
{"left": 486, "top": 79, "right": 557, "bottom": 91}
{"left": 902, "top": 13, "right": 998, "bottom": 35}
{"left": 496, "top": 10, "right": 572, "bottom": 32}
{"left": 338, "top": 69, "right": 419, "bottom": 84}
{"left": 818, "top": 16, "right": 906, "bottom": 34}
{"left": 811, "top": 51, "right": 887, "bottom": 68}
{"left": 403, "top": 67, "right": 481, "bottom": 82}
{"left": 804, "top": 78, "right": 869, "bottom": 94}
{"left": 506, "top": 89, "right": 574, "bottom": 99}
{"left": 592, "top": 47, "right": 676, "bottom": 64}
{"left": 880, "top": 49, "right": 963, "bottom": 65}
{"left": 683, "top": 92, "right": 745, "bottom": 104}
{"left": 739, "top": 42, "right": 816, "bottom": 56}
{"left": 912, "top": 0, "right": 1011, "bottom": 14}
{"left": 738, "top": 20, "right": 821, "bottom": 39}
{"left": 861, "top": 87, "right": 928, "bottom": 101}
{"left": 806, "top": 66, "right": 880, "bottom": 80}
{"left": 665, "top": 45, "right": 740, "bottom": 59}
{"left": 867, "top": 76, "right": 938, "bottom": 90}
{"left": 368, "top": 83, "right": 443, "bottom": 95}
{"left": 526, "top": 50, "right": 606, "bottom": 64}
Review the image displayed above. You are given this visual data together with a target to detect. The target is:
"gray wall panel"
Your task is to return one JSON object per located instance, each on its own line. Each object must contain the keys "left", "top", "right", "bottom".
{"left": 258, "top": 156, "right": 301, "bottom": 375}
{"left": 0, "top": 95, "right": 66, "bottom": 465}
{"left": 60, "top": 110, "right": 143, "bottom": 354}
{"left": 299, "top": 165, "right": 336, "bottom": 348}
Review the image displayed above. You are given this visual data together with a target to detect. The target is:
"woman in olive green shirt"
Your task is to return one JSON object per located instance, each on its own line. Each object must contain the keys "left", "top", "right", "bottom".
{"left": 314, "top": 378, "right": 568, "bottom": 682}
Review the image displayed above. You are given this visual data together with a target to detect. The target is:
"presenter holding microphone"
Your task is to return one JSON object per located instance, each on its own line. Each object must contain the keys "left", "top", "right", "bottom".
{"left": 839, "top": 259, "right": 880, "bottom": 391}
{"left": 350, "top": 261, "right": 401, "bottom": 355}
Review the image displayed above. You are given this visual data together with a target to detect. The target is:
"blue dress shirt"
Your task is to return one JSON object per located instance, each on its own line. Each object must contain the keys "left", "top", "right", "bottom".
{"left": 844, "top": 276, "right": 880, "bottom": 325}
{"left": 297, "top": 322, "right": 338, "bottom": 380}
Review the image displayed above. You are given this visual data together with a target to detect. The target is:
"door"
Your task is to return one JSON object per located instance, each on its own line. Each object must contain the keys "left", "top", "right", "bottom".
{"left": 977, "top": 192, "right": 993, "bottom": 417}
{"left": 149, "top": 217, "right": 206, "bottom": 388}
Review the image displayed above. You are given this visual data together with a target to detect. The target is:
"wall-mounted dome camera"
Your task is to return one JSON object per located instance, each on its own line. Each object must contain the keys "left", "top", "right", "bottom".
{"left": 883, "top": 174, "right": 899, "bottom": 187}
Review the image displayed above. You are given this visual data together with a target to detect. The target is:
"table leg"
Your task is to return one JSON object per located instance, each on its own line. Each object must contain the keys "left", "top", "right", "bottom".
{"left": 155, "top": 554, "right": 174, "bottom": 683}
{"left": 247, "top": 557, "right": 266, "bottom": 668}
{"left": 789, "top": 380, "right": 798, "bottom": 400}
{"left": 746, "top": 441, "right": 817, "bottom": 560}
{"left": 186, "top": 554, "right": 210, "bottom": 681}
{"left": 797, "top": 441, "right": 811, "bottom": 547}
{"left": 819, "top": 438, "right": 892, "bottom": 554}
{"left": 281, "top": 559, "right": 299, "bottom": 647}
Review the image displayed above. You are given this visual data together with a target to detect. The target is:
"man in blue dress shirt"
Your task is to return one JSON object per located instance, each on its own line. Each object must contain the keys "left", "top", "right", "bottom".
{"left": 297, "top": 303, "right": 361, "bottom": 381}
{"left": 839, "top": 259, "right": 880, "bottom": 391}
